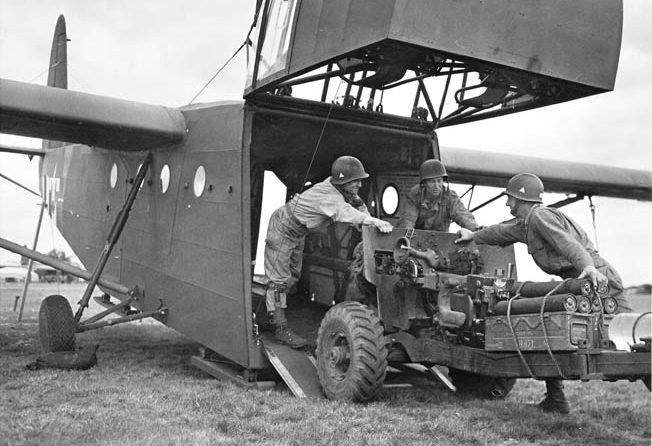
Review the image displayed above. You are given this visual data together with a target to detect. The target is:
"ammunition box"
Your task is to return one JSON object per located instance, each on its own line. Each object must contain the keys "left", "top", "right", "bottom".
{"left": 485, "top": 311, "right": 596, "bottom": 352}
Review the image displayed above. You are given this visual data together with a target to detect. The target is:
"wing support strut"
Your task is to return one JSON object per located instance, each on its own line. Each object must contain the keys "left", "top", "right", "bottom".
{"left": 0, "top": 237, "right": 129, "bottom": 296}
{"left": 470, "top": 192, "right": 506, "bottom": 213}
{"left": 73, "top": 152, "right": 152, "bottom": 322}
{"left": 17, "top": 202, "right": 46, "bottom": 322}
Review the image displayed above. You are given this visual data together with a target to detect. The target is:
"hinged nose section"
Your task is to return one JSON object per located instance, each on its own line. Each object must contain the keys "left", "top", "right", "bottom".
{"left": 245, "top": 0, "right": 622, "bottom": 126}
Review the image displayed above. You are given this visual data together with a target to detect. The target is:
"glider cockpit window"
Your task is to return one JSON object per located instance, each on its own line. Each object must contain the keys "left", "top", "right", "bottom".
{"left": 246, "top": 0, "right": 298, "bottom": 90}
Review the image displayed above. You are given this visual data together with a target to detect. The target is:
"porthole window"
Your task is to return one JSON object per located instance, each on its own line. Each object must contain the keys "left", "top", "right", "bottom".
{"left": 110, "top": 163, "right": 118, "bottom": 189}
{"left": 381, "top": 184, "right": 399, "bottom": 216}
{"left": 160, "top": 164, "right": 170, "bottom": 193}
{"left": 193, "top": 166, "right": 206, "bottom": 197}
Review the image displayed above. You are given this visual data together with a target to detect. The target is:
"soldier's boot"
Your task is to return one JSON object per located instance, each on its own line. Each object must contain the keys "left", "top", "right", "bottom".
{"left": 258, "top": 311, "right": 276, "bottom": 332}
{"left": 273, "top": 308, "right": 307, "bottom": 349}
{"left": 537, "top": 380, "right": 570, "bottom": 414}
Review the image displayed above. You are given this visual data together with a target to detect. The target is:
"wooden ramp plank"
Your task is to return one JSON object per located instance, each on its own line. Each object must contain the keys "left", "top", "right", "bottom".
{"left": 261, "top": 335, "right": 325, "bottom": 399}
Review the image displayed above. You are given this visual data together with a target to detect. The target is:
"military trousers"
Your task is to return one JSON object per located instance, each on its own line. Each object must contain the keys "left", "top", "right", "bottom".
{"left": 263, "top": 204, "right": 309, "bottom": 312}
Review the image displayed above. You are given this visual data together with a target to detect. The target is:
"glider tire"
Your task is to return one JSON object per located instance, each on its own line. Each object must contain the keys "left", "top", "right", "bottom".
{"left": 39, "top": 294, "right": 76, "bottom": 352}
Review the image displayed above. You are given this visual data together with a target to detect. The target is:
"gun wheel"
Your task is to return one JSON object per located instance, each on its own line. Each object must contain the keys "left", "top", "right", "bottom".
{"left": 316, "top": 302, "right": 387, "bottom": 402}
{"left": 449, "top": 368, "right": 516, "bottom": 399}
{"left": 39, "top": 294, "right": 76, "bottom": 352}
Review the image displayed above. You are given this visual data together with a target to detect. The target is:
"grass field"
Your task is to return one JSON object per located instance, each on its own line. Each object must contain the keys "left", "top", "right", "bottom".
{"left": 0, "top": 283, "right": 650, "bottom": 446}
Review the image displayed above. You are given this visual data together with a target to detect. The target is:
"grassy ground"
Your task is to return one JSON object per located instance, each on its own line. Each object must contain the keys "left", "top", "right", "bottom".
{"left": 0, "top": 283, "right": 650, "bottom": 446}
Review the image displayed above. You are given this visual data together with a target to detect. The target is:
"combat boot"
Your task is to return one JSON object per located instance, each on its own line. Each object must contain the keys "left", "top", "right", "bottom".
{"left": 256, "top": 312, "right": 276, "bottom": 332}
{"left": 274, "top": 308, "right": 307, "bottom": 349}
{"left": 537, "top": 380, "right": 570, "bottom": 414}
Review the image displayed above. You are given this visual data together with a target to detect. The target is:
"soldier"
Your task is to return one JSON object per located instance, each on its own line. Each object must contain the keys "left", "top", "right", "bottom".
{"left": 455, "top": 172, "right": 631, "bottom": 413}
{"left": 264, "top": 156, "right": 393, "bottom": 348}
{"left": 397, "top": 159, "right": 479, "bottom": 231}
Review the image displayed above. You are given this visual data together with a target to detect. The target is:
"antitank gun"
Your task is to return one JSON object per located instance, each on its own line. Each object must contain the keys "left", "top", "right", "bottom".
{"left": 313, "top": 226, "right": 651, "bottom": 401}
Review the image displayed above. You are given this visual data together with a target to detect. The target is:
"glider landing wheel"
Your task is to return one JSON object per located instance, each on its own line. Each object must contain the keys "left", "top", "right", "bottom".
{"left": 39, "top": 294, "right": 76, "bottom": 352}
{"left": 449, "top": 368, "right": 516, "bottom": 399}
{"left": 316, "top": 302, "right": 387, "bottom": 402}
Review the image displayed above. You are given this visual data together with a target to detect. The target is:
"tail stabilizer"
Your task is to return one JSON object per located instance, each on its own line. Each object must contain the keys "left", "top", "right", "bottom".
{"left": 47, "top": 15, "right": 68, "bottom": 89}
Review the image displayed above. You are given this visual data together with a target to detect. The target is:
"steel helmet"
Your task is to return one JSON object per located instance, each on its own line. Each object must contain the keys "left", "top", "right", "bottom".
{"left": 330, "top": 156, "right": 369, "bottom": 185}
{"left": 505, "top": 173, "right": 544, "bottom": 202}
{"left": 419, "top": 159, "right": 447, "bottom": 182}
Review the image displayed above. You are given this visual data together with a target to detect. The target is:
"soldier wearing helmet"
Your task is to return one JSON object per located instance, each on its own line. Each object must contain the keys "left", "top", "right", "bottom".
{"left": 455, "top": 172, "right": 631, "bottom": 414}
{"left": 397, "top": 159, "right": 479, "bottom": 231}
{"left": 263, "top": 156, "right": 393, "bottom": 348}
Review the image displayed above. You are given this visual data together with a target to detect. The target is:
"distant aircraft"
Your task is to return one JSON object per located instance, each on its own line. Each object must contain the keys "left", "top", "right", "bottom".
{"left": 0, "top": 266, "right": 39, "bottom": 283}
{"left": 0, "top": 0, "right": 650, "bottom": 400}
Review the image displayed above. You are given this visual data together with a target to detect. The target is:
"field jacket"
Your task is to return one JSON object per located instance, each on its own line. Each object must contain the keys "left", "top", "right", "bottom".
{"left": 397, "top": 185, "right": 478, "bottom": 232}
{"left": 474, "top": 205, "right": 617, "bottom": 280}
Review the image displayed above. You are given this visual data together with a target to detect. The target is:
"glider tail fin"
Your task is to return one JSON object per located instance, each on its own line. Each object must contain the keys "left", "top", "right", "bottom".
{"left": 43, "top": 14, "right": 68, "bottom": 151}
{"left": 47, "top": 15, "right": 68, "bottom": 89}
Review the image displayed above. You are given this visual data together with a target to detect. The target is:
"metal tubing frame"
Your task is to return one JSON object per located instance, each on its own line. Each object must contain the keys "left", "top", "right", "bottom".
{"left": 81, "top": 297, "right": 135, "bottom": 325}
{"left": 320, "top": 63, "right": 333, "bottom": 102}
{"left": 276, "top": 65, "right": 358, "bottom": 90}
{"left": 248, "top": 102, "right": 436, "bottom": 137}
{"left": 77, "top": 308, "right": 167, "bottom": 333}
{"left": 417, "top": 79, "right": 437, "bottom": 122}
{"left": 74, "top": 151, "right": 152, "bottom": 322}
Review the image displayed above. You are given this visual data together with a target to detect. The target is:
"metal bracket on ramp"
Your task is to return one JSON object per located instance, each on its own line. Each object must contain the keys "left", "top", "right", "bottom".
{"left": 261, "top": 335, "right": 325, "bottom": 399}
{"left": 190, "top": 356, "right": 276, "bottom": 390}
{"left": 393, "top": 363, "right": 457, "bottom": 392}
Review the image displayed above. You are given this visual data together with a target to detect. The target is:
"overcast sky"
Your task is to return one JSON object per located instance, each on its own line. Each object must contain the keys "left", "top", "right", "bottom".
{"left": 0, "top": 1, "right": 650, "bottom": 286}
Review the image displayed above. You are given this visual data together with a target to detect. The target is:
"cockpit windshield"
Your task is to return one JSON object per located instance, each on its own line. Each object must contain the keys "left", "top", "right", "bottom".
{"left": 246, "top": 0, "right": 298, "bottom": 91}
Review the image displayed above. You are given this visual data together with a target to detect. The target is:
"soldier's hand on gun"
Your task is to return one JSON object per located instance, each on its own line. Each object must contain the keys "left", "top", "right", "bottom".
{"left": 578, "top": 265, "right": 608, "bottom": 292}
{"left": 365, "top": 217, "right": 393, "bottom": 233}
{"left": 454, "top": 228, "right": 474, "bottom": 244}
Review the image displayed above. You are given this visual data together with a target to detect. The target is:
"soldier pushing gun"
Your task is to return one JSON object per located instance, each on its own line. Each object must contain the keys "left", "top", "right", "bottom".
{"left": 263, "top": 156, "right": 393, "bottom": 348}
{"left": 455, "top": 173, "right": 632, "bottom": 413}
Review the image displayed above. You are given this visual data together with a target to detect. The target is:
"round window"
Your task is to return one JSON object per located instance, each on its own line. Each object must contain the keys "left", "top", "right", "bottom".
{"left": 381, "top": 184, "right": 399, "bottom": 216}
{"left": 109, "top": 163, "right": 118, "bottom": 189}
{"left": 193, "top": 166, "right": 206, "bottom": 197}
{"left": 160, "top": 164, "right": 170, "bottom": 193}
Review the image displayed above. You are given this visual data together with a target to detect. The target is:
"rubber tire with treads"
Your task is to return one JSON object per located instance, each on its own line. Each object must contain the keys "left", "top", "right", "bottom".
{"left": 316, "top": 302, "right": 387, "bottom": 402}
{"left": 39, "top": 294, "right": 76, "bottom": 352}
{"left": 449, "top": 368, "right": 516, "bottom": 399}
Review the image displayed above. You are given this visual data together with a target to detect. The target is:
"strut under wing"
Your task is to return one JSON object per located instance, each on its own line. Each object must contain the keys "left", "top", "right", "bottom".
{"left": 440, "top": 147, "right": 652, "bottom": 202}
